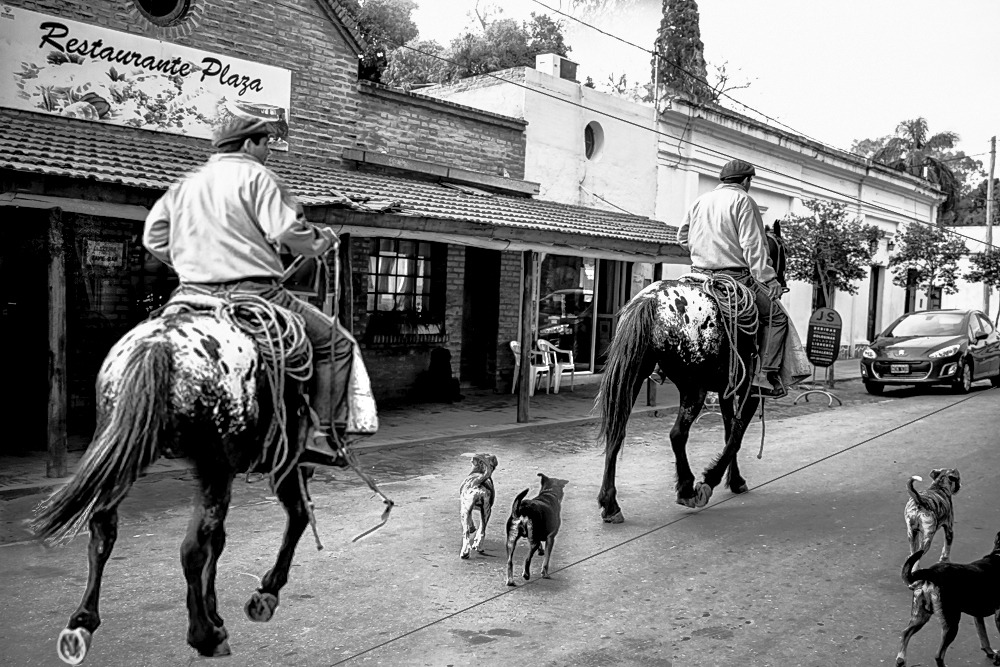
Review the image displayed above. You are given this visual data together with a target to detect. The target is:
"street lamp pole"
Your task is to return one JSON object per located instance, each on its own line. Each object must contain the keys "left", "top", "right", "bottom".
{"left": 985, "top": 136, "right": 996, "bottom": 316}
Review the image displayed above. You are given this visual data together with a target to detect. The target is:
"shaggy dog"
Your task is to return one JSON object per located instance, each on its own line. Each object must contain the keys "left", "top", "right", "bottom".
{"left": 905, "top": 469, "right": 961, "bottom": 570}
{"left": 459, "top": 453, "right": 497, "bottom": 559}
{"left": 896, "top": 530, "right": 1000, "bottom": 667}
{"left": 505, "top": 474, "right": 568, "bottom": 586}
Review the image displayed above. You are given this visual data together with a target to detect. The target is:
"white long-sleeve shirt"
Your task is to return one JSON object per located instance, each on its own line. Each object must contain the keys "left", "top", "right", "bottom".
{"left": 143, "top": 153, "right": 335, "bottom": 283}
{"left": 677, "top": 183, "right": 776, "bottom": 284}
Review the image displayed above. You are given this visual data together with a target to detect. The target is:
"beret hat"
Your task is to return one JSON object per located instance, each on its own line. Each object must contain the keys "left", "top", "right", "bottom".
{"left": 212, "top": 118, "right": 272, "bottom": 148}
{"left": 719, "top": 159, "right": 756, "bottom": 181}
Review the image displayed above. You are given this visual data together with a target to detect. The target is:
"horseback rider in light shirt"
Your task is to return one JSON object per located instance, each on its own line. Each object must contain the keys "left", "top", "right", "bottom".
{"left": 143, "top": 118, "right": 354, "bottom": 466}
{"left": 677, "top": 159, "right": 789, "bottom": 397}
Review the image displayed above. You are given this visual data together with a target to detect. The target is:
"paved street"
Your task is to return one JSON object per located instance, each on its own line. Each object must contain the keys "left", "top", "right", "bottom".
{"left": 1, "top": 381, "right": 997, "bottom": 667}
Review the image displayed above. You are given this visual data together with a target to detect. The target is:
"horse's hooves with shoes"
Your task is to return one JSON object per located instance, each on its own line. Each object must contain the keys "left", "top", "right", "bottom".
{"left": 196, "top": 638, "right": 231, "bottom": 658}
{"left": 694, "top": 482, "right": 713, "bottom": 507}
{"left": 57, "top": 627, "right": 92, "bottom": 665}
{"left": 244, "top": 591, "right": 279, "bottom": 623}
{"left": 602, "top": 510, "right": 624, "bottom": 524}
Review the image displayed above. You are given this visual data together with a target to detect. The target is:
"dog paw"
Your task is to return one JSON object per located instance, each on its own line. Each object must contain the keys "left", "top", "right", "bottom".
{"left": 506, "top": 580, "right": 516, "bottom": 587}
{"left": 523, "top": 571, "right": 531, "bottom": 581}
{"left": 476, "top": 548, "right": 486, "bottom": 554}
{"left": 460, "top": 552, "right": 470, "bottom": 559}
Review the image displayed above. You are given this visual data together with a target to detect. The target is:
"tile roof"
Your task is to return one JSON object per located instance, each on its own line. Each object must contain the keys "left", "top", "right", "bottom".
{"left": 0, "top": 111, "right": 679, "bottom": 251}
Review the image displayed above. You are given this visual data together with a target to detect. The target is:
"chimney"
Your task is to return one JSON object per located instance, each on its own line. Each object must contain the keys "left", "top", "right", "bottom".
{"left": 535, "top": 53, "right": 579, "bottom": 83}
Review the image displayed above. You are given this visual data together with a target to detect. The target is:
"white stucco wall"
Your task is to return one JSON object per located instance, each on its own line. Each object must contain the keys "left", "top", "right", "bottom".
{"left": 942, "top": 226, "right": 999, "bottom": 318}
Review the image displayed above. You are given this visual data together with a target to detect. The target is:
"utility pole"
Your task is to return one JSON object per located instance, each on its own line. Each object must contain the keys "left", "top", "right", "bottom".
{"left": 986, "top": 136, "right": 996, "bottom": 316}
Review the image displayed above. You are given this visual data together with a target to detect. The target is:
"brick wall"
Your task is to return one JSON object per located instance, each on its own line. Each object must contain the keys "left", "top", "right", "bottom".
{"left": 355, "top": 83, "right": 527, "bottom": 180}
{"left": 494, "top": 250, "right": 522, "bottom": 392}
{"left": 8, "top": 1, "right": 528, "bottom": 177}
{"left": 443, "top": 243, "right": 465, "bottom": 366}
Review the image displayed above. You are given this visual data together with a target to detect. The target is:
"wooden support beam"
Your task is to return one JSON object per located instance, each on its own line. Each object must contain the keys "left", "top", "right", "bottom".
{"left": 517, "top": 250, "right": 536, "bottom": 423}
{"left": 646, "top": 262, "right": 664, "bottom": 407}
{"left": 47, "top": 208, "right": 68, "bottom": 478}
{"left": 338, "top": 233, "right": 353, "bottom": 334}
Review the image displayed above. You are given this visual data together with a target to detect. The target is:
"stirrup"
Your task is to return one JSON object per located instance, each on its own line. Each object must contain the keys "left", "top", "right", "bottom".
{"left": 301, "top": 429, "right": 349, "bottom": 468}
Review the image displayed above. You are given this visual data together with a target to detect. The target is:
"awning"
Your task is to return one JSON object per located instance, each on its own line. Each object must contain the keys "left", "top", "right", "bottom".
{"left": 1, "top": 111, "right": 686, "bottom": 262}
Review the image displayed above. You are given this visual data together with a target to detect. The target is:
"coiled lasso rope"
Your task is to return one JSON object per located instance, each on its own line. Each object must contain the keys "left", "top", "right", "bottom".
{"left": 685, "top": 272, "right": 759, "bottom": 411}
{"left": 218, "top": 293, "right": 313, "bottom": 490}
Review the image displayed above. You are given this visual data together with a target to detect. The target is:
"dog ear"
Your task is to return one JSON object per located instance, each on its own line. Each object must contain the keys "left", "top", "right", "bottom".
{"left": 538, "top": 473, "right": 549, "bottom": 485}
{"left": 930, "top": 468, "right": 943, "bottom": 479}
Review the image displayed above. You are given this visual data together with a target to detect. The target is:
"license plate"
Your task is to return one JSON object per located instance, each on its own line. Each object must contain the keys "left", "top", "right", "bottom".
{"left": 890, "top": 364, "right": 909, "bottom": 374}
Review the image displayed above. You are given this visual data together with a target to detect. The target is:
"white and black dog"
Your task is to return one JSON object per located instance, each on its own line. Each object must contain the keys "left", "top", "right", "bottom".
{"left": 905, "top": 469, "right": 961, "bottom": 571}
{"left": 459, "top": 453, "right": 497, "bottom": 559}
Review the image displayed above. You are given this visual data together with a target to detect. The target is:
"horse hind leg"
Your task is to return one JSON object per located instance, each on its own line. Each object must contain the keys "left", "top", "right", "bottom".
{"left": 245, "top": 466, "right": 310, "bottom": 624}
{"left": 181, "top": 469, "right": 232, "bottom": 657}
{"left": 56, "top": 507, "right": 119, "bottom": 666}
{"left": 700, "top": 391, "right": 758, "bottom": 506}
{"left": 205, "top": 523, "right": 226, "bottom": 629}
{"left": 672, "top": 386, "right": 708, "bottom": 508}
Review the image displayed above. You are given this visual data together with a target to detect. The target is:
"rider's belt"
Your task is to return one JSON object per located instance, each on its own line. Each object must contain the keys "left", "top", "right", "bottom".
{"left": 207, "top": 276, "right": 279, "bottom": 288}
{"left": 692, "top": 266, "right": 750, "bottom": 277}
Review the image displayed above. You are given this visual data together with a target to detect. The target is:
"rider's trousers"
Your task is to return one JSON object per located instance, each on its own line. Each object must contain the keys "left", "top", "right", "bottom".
{"left": 741, "top": 275, "right": 788, "bottom": 373}
{"left": 175, "top": 281, "right": 354, "bottom": 429}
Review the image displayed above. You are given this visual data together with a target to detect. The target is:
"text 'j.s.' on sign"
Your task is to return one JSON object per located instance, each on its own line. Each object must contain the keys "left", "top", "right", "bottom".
{"left": 0, "top": 5, "right": 292, "bottom": 149}
{"left": 805, "top": 307, "right": 843, "bottom": 367}
{"left": 85, "top": 240, "right": 125, "bottom": 268}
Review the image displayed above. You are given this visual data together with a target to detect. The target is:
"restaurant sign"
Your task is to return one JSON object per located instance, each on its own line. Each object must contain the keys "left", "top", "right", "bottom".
{"left": 0, "top": 5, "right": 293, "bottom": 149}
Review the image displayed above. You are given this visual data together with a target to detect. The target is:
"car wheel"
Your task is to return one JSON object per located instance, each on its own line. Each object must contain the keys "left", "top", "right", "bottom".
{"left": 991, "top": 372, "right": 1000, "bottom": 388}
{"left": 864, "top": 381, "right": 884, "bottom": 396}
{"left": 952, "top": 360, "right": 972, "bottom": 394}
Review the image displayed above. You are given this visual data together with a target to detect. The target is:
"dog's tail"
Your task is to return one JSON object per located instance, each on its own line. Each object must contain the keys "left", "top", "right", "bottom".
{"left": 906, "top": 475, "right": 927, "bottom": 510}
{"left": 510, "top": 488, "right": 529, "bottom": 518}
{"left": 901, "top": 549, "right": 932, "bottom": 586}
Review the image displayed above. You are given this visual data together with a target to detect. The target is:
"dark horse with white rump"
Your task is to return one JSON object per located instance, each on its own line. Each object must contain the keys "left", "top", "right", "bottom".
{"left": 596, "top": 228, "right": 787, "bottom": 522}
{"left": 32, "top": 294, "right": 382, "bottom": 664}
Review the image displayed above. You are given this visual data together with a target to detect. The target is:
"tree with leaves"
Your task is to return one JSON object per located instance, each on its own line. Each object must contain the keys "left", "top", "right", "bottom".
{"left": 953, "top": 177, "right": 1000, "bottom": 227}
{"left": 343, "top": 0, "right": 420, "bottom": 83}
{"left": 851, "top": 118, "right": 983, "bottom": 221}
{"left": 888, "top": 223, "right": 968, "bottom": 303}
{"left": 381, "top": 39, "right": 451, "bottom": 91}
{"left": 780, "top": 199, "right": 882, "bottom": 309}
{"left": 964, "top": 249, "right": 1000, "bottom": 319}
{"left": 650, "top": 0, "right": 712, "bottom": 104}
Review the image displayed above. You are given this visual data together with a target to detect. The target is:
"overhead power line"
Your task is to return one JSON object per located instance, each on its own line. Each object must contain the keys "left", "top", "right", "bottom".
{"left": 386, "top": 39, "right": 995, "bottom": 251}
{"left": 244, "top": 0, "right": 998, "bottom": 251}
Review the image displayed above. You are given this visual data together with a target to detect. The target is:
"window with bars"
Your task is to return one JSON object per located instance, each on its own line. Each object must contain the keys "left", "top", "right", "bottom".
{"left": 367, "top": 239, "right": 434, "bottom": 314}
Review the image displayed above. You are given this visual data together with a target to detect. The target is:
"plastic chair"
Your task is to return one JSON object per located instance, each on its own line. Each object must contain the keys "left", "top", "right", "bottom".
{"left": 536, "top": 339, "right": 575, "bottom": 393}
{"left": 509, "top": 341, "right": 550, "bottom": 396}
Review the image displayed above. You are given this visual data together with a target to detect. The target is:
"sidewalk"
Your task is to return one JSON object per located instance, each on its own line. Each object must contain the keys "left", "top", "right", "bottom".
{"left": 0, "top": 359, "right": 863, "bottom": 499}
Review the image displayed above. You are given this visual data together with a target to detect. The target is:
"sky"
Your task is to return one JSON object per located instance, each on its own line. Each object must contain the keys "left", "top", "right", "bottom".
{"left": 410, "top": 0, "right": 1000, "bottom": 167}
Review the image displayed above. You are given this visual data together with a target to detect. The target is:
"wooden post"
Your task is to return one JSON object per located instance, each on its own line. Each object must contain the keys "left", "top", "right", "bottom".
{"left": 985, "top": 136, "right": 995, "bottom": 317}
{"left": 338, "top": 233, "right": 353, "bottom": 333}
{"left": 47, "top": 208, "right": 68, "bottom": 479}
{"left": 517, "top": 250, "right": 536, "bottom": 423}
{"left": 646, "top": 262, "right": 664, "bottom": 406}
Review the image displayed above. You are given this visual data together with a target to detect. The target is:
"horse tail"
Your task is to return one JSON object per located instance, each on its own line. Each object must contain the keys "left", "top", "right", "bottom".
{"left": 597, "top": 293, "right": 657, "bottom": 456}
{"left": 33, "top": 340, "right": 172, "bottom": 543}
{"left": 907, "top": 476, "right": 927, "bottom": 510}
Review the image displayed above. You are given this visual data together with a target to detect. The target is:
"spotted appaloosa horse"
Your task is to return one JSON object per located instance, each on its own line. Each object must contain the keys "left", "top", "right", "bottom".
{"left": 34, "top": 311, "right": 315, "bottom": 663}
{"left": 596, "top": 233, "right": 787, "bottom": 522}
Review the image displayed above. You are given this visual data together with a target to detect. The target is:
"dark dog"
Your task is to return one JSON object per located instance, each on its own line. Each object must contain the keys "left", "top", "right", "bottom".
{"left": 896, "top": 530, "right": 1000, "bottom": 667}
{"left": 905, "top": 469, "right": 961, "bottom": 570}
{"left": 505, "top": 473, "right": 568, "bottom": 586}
{"left": 459, "top": 453, "right": 497, "bottom": 559}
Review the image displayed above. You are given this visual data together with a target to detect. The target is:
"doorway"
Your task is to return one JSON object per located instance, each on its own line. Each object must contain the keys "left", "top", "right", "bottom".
{"left": 460, "top": 246, "right": 500, "bottom": 388}
{"left": 595, "top": 259, "right": 633, "bottom": 370}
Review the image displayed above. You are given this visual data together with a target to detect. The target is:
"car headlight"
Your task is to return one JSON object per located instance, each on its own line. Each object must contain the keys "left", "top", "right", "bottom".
{"left": 862, "top": 347, "right": 877, "bottom": 359}
{"left": 929, "top": 344, "right": 960, "bottom": 359}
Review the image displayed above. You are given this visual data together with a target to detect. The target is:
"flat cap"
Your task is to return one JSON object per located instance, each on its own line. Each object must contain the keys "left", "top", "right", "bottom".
{"left": 719, "top": 159, "right": 756, "bottom": 181}
{"left": 212, "top": 118, "right": 272, "bottom": 148}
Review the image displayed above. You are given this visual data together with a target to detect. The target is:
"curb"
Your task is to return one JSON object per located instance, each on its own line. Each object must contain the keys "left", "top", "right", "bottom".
{"left": 0, "top": 406, "right": 673, "bottom": 501}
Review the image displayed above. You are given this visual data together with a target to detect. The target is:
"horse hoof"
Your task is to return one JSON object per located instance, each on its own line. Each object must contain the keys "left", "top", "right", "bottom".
{"left": 694, "top": 483, "right": 713, "bottom": 507}
{"left": 602, "top": 510, "right": 625, "bottom": 524}
{"left": 675, "top": 496, "right": 697, "bottom": 508}
{"left": 244, "top": 591, "right": 279, "bottom": 623}
{"left": 57, "top": 627, "right": 92, "bottom": 665}
{"left": 731, "top": 483, "right": 749, "bottom": 495}
{"left": 460, "top": 551, "right": 470, "bottom": 559}
{"left": 210, "top": 638, "right": 231, "bottom": 657}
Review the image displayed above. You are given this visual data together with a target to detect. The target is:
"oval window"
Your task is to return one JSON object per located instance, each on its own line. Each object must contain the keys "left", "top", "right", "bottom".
{"left": 133, "top": 0, "right": 192, "bottom": 26}
{"left": 584, "top": 121, "right": 605, "bottom": 161}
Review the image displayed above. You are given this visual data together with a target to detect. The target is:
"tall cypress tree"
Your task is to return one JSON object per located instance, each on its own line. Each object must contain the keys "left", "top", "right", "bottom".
{"left": 651, "top": 0, "right": 712, "bottom": 104}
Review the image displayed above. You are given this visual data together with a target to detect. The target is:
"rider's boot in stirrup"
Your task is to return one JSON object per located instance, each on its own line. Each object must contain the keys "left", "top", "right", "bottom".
{"left": 751, "top": 370, "right": 787, "bottom": 398}
{"left": 300, "top": 362, "right": 349, "bottom": 468}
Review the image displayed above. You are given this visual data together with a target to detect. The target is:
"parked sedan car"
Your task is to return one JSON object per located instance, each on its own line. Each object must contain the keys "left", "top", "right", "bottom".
{"left": 860, "top": 309, "right": 1000, "bottom": 395}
